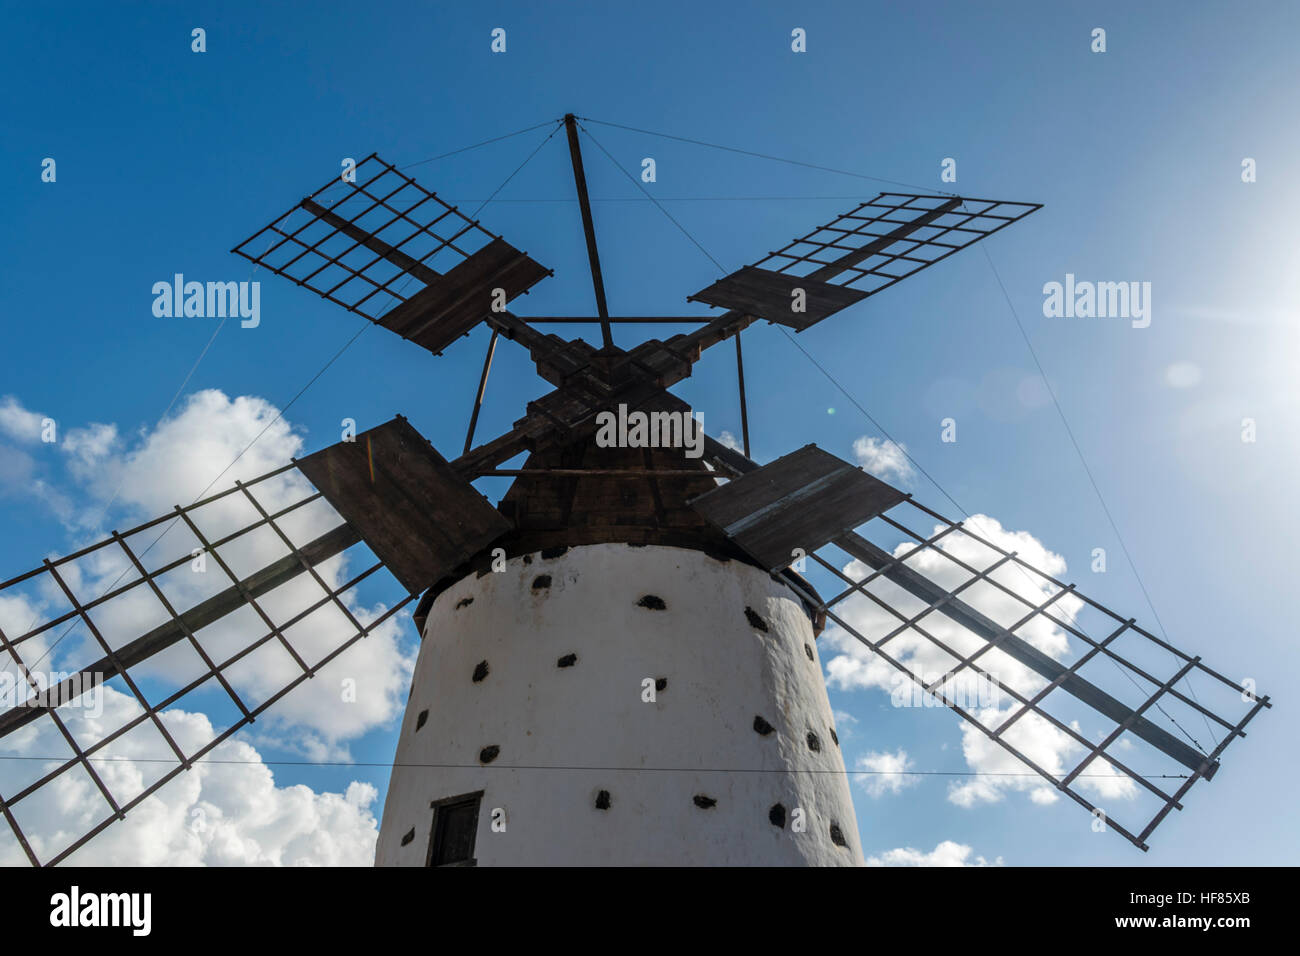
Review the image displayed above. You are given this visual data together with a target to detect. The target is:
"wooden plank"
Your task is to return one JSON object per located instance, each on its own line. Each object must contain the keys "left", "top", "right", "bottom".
{"left": 296, "top": 417, "right": 510, "bottom": 592}
{"left": 398, "top": 238, "right": 551, "bottom": 354}
{"left": 689, "top": 445, "right": 907, "bottom": 570}
{"left": 688, "top": 267, "right": 868, "bottom": 330}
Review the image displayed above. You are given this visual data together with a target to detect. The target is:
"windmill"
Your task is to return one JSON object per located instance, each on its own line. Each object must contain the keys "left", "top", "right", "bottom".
{"left": 0, "top": 115, "right": 1269, "bottom": 866}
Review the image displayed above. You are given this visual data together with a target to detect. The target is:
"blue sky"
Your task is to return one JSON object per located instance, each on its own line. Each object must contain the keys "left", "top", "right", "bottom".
{"left": 1, "top": 0, "right": 1296, "bottom": 865}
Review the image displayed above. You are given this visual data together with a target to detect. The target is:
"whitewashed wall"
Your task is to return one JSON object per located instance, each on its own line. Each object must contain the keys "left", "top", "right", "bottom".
{"left": 376, "top": 543, "right": 863, "bottom": 866}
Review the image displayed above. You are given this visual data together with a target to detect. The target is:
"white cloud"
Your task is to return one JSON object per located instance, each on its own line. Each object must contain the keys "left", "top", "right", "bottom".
{"left": 855, "top": 748, "right": 918, "bottom": 797}
{"left": 866, "top": 840, "right": 1003, "bottom": 867}
{"left": 717, "top": 430, "right": 743, "bottom": 452}
{"left": 822, "top": 514, "right": 1136, "bottom": 808}
{"left": 0, "top": 687, "right": 379, "bottom": 866}
{"left": 6, "top": 389, "right": 416, "bottom": 749}
{"left": 61, "top": 422, "right": 118, "bottom": 483}
{"left": 0, "top": 396, "right": 46, "bottom": 444}
{"left": 0, "top": 445, "right": 36, "bottom": 497}
{"left": 853, "top": 436, "right": 913, "bottom": 482}
{"left": 0, "top": 389, "right": 418, "bottom": 864}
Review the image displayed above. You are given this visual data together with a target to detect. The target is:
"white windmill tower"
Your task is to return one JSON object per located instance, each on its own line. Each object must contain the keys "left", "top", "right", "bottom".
{"left": 0, "top": 115, "right": 1269, "bottom": 866}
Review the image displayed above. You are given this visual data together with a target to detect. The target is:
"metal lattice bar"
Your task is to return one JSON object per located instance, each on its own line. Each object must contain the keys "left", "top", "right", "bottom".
{"left": 992, "top": 619, "right": 1133, "bottom": 738}
{"left": 41, "top": 559, "right": 193, "bottom": 771}
{"left": 0, "top": 481, "right": 318, "bottom": 658}
{"left": 0, "top": 623, "right": 126, "bottom": 836}
{"left": 812, "top": 553, "right": 1133, "bottom": 773}
{"left": 231, "top": 154, "right": 504, "bottom": 323}
{"left": 811, "top": 536, "right": 1204, "bottom": 804}
{"left": 1061, "top": 657, "right": 1202, "bottom": 788}
{"left": 818, "top": 517, "right": 961, "bottom": 608}
{"left": 171, "top": 507, "right": 313, "bottom": 676}
{"left": 821, "top": 604, "right": 1155, "bottom": 849}
{"left": 0, "top": 558, "right": 388, "bottom": 815}
{"left": 751, "top": 193, "right": 1042, "bottom": 298}
{"left": 233, "top": 480, "right": 371, "bottom": 645}
{"left": 924, "top": 583, "right": 1078, "bottom": 694}
{"left": 110, "top": 531, "right": 253, "bottom": 723}
{"left": 41, "top": 594, "right": 414, "bottom": 867}
{"left": 880, "top": 506, "right": 1249, "bottom": 734}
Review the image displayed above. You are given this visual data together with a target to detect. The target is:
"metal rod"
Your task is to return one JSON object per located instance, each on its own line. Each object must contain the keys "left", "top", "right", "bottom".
{"left": 735, "top": 331, "right": 751, "bottom": 458}
{"left": 518, "top": 316, "right": 712, "bottom": 324}
{"left": 465, "top": 329, "right": 499, "bottom": 454}
{"left": 482, "top": 469, "right": 717, "bottom": 478}
{"left": 563, "top": 113, "right": 613, "bottom": 348}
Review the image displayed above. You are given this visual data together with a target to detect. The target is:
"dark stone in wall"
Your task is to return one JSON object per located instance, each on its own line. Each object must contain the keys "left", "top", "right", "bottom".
{"left": 753, "top": 715, "right": 775, "bottom": 736}
{"left": 693, "top": 795, "right": 717, "bottom": 809}
{"left": 595, "top": 790, "right": 611, "bottom": 810}
{"left": 829, "top": 824, "right": 848, "bottom": 847}
{"left": 637, "top": 594, "right": 667, "bottom": 610}
{"left": 532, "top": 574, "right": 552, "bottom": 590}
{"left": 415, "top": 709, "right": 428, "bottom": 731}
{"left": 472, "top": 660, "right": 489, "bottom": 683}
{"left": 479, "top": 745, "right": 500, "bottom": 764}
{"left": 557, "top": 653, "right": 577, "bottom": 667}
{"left": 744, "top": 607, "right": 768, "bottom": 632}
{"left": 769, "top": 803, "right": 786, "bottom": 828}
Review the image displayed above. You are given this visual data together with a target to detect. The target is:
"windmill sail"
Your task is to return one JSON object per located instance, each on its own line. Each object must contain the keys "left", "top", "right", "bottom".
{"left": 0, "top": 417, "right": 505, "bottom": 866}
{"left": 688, "top": 194, "right": 1042, "bottom": 330}
{"left": 694, "top": 440, "right": 1269, "bottom": 850}
{"left": 232, "top": 154, "right": 552, "bottom": 356}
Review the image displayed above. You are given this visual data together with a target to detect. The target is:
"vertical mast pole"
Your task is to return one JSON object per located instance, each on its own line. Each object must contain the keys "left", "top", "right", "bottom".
{"left": 563, "top": 113, "right": 614, "bottom": 349}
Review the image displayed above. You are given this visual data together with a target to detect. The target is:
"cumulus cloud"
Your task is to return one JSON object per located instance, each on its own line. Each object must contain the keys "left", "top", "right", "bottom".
{"left": 5, "top": 389, "right": 414, "bottom": 745}
{"left": 0, "top": 389, "right": 417, "bottom": 864}
{"left": 853, "top": 436, "right": 913, "bottom": 482}
{"left": 866, "top": 840, "right": 1003, "bottom": 867}
{"left": 855, "top": 749, "right": 918, "bottom": 797}
{"left": 0, "top": 396, "right": 47, "bottom": 444}
{"left": 716, "top": 430, "right": 743, "bottom": 452}
{"left": 0, "top": 687, "right": 379, "bottom": 866}
{"left": 822, "top": 514, "right": 1136, "bottom": 808}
